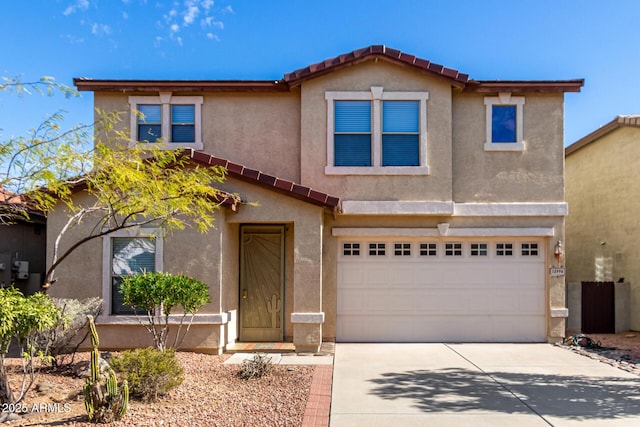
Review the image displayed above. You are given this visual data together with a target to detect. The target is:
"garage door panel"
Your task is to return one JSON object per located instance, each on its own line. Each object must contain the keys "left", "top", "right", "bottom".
{"left": 337, "top": 237, "right": 546, "bottom": 342}
{"left": 338, "top": 287, "right": 543, "bottom": 316}
{"left": 337, "top": 314, "right": 546, "bottom": 342}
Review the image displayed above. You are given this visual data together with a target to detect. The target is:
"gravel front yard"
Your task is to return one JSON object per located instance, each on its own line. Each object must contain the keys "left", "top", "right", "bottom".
{"left": 3, "top": 352, "right": 314, "bottom": 426}
{"left": 4, "top": 332, "right": 640, "bottom": 426}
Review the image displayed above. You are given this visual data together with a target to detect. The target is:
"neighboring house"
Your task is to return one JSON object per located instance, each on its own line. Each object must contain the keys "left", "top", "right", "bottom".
{"left": 565, "top": 116, "right": 640, "bottom": 333}
{"left": 0, "top": 187, "right": 47, "bottom": 293}
{"left": 47, "top": 45, "right": 583, "bottom": 353}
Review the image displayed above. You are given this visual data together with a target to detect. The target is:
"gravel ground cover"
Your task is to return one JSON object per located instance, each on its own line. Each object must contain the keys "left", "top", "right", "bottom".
{"left": 557, "top": 331, "right": 640, "bottom": 375}
{"left": 2, "top": 352, "right": 314, "bottom": 426}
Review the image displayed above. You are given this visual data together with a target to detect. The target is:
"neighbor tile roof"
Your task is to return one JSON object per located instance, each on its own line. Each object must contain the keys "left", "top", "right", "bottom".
{"left": 565, "top": 115, "right": 640, "bottom": 157}
{"left": 283, "top": 45, "right": 470, "bottom": 87}
{"left": 187, "top": 150, "right": 341, "bottom": 212}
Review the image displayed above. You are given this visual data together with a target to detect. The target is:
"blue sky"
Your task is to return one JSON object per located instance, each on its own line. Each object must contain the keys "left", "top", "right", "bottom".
{"left": 1, "top": 0, "right": 639, "bottom": 145}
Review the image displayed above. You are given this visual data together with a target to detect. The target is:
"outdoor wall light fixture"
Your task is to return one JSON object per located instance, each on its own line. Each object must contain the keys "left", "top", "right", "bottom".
{"left": 554, "top": 240, "right": 564, "bottom": 258}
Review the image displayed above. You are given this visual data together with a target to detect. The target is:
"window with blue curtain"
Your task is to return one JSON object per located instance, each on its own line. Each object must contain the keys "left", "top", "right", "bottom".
{"left": 492, "top": 105, "right": 516, "bottom": 142}
{"left": 137, "top": 104, "right": 162, "bottom": 142}
{"left": 171, "top": 104, "right": 195, "bottom": 143}
{"left": 382, "top": 101, "right": 419, "bottom": 166}
{"left": 111, "top": 237, "right": 156, "bottom": 315}
{"left": 334, "top": 100, "right": 371, "bottom": 166}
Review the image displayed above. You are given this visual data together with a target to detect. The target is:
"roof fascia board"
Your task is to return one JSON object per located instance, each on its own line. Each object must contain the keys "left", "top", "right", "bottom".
{"left": 464, "top": 80, "right": 584, "bottom": 93}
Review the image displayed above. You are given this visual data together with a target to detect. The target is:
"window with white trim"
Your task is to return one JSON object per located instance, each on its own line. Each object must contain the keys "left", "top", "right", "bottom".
{"left": 325, "top": 87, "right": 429, "bottom": 175}
{"left": 484, "top": 93, "right": 525, "bottom": 151}
{"left": 521, "top": 242, "right": 539, "bottom": 256}
{"left": 496, "top": 243, "right": 513, "bottom": 256}
{"left": 343, "top": 243, "right": 360, "bottom": 256}
{"left": 445, "top": 242, "right": 463, "bottom": 256}
{"left": 470, "top": 243, "right": 488, "bottom": 256}
{"left": 394, "top": 243, "right": 411, "bottom": 256}
{"left": 369, "top": 243, "right": 386, "bottom": 256}
{"left": 102, "top": 228, "right": 163, "bottom": 316}
{"left": 129, "top": 93, "right": 203, "bottom": 149}
{"left": 419, "top": 243, "right": 437, "bottom": 257}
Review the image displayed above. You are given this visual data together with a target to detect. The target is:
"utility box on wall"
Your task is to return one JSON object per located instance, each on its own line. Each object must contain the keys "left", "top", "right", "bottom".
{"left": 13, "top": 260, "right": 29, "bottom": 280}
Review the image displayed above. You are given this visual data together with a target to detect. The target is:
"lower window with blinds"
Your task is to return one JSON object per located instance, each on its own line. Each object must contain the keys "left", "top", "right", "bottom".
{"left": 111, "top": 237, "right": 156, "bottom": 315}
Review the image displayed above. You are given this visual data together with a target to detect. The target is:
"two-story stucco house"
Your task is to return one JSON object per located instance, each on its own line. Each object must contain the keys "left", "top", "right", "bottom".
{"left": 47, "top": 46, "right": 583, "bottom": 353}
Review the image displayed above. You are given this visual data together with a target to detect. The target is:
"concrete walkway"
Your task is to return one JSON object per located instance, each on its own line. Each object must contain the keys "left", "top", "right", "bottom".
{"left": 331, "top": 343, "right": 640, "bottom": 426}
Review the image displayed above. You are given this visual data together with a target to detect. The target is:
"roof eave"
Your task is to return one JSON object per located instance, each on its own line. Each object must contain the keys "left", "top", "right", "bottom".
{"left": 464, "top": 80, "right": 584, "bottom": 93}
{"left": 73, "top": 78, "right": 290, "bottom": 93}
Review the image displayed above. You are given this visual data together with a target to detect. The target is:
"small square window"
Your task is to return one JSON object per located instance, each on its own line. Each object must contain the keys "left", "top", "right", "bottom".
{"left": 445, "top": 243, "right": 463, "bottom": 256}
{"left": 394, "top": 243, "right": 411, "bottom": 256}
{"left": 369, "top": 243, "right": 386, "bottom": 256}
{"left": 521, "top": 243, "right": 539, "bottom": 256}
{"left": 470, "top": 243, "right": 488, "bottom": 256}
{"left": 343, "top": 243, "right": 360, "bottom": 256}
{"left": 420, "top": 243, "right": 437, "bottom": 256}
{"left": 496, "top": 243, "right": 513, "bottom": 256}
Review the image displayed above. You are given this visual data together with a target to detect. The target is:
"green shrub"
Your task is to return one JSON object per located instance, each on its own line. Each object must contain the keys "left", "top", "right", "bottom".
{"left": 109, "top": 347, "right": 183, "bottom": 402}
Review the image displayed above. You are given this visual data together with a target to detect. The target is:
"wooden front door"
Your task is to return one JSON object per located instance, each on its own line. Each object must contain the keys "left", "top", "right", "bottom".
{"left": 239, "top": 225, "right": 285, "bottom": 341}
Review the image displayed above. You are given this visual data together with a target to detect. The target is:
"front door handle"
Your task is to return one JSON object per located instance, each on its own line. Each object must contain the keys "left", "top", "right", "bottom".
{"left": 242, "top": 289, "right": 248, "bottom": 299}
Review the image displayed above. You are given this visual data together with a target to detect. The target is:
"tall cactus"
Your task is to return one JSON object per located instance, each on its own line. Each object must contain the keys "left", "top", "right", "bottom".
{"left": 83, "top": 315, "right": 129, "bottom": 423}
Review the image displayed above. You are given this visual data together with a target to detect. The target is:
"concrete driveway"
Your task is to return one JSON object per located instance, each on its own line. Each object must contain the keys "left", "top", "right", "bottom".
{"left": 331, "top": 343, "right": 640, "bottom": 426}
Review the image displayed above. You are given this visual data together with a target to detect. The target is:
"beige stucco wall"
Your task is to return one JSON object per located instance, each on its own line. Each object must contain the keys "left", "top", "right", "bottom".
{"left": 566, "top": 126, "right": 640, "bottom": 329}
{"left": 452, "top": 92, "right": 565, "bottom": 202}
{"left": 46, "top": 174, "right": 327, "bottom": 352}
{"left": 299, "top": 61, "right": 453, "bottom": 201}
{"left": 93, "top": 91, "right": 301, "bottom": 182}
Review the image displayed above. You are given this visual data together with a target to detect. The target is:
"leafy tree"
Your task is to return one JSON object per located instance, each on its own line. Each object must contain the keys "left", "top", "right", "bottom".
{"left": 119, "top": 272, "right": 211, "bottom": 351}
{"left": 0, "top": 287, "right": 64, "bottom": 406}
{"left": 1, "top": 76, "right": 231, "bottom": 290}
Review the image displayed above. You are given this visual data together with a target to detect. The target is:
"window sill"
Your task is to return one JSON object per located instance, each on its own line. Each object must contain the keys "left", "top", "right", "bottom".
{"left": 95, "top": 313, "right": 229, "bottom": 325}
{"left": 132, "top": 141, "right": 204, "bottom": 150}
{"left": 325, "top": 165, "right": 429, "bottom": 176}
{"left": 484, "top": 141, "right": 525, "bottom": 152}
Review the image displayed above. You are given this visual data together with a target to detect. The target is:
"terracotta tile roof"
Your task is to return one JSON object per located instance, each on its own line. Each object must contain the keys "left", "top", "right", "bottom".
{"left": 565, "top": 115, "right": 640, "bottom": 157}
{"left": 283, "top": 45, "right": 470, "bottom": 87}
{"left": 186, "top": 150, "right": 341, "bottom": 211}
{"left": 74, "top": 45, "right": 583, "bottom": 94}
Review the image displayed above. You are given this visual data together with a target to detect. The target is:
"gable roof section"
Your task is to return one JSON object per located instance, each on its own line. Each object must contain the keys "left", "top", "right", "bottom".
{"left": 186, "top": 150, "right": 341, "bottom": 212}
{"left": 565, "top": 115, "right": 640, "bottom": 157}
{"left": 283, "top": 45, "right": 470, "bottom": 88}
{"left": 74, "top": 45, "right": 583, "bottom": 94}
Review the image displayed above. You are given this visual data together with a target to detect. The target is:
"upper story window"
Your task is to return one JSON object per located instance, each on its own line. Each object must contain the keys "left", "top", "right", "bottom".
{"left": 325, "top": 87, "right": 429, "bottom": 175}
{"left": 484, "top": 92, "right": 525, "bottom": 152}
{"left": 129, "top": 92, "right": 203, "bottom": 150}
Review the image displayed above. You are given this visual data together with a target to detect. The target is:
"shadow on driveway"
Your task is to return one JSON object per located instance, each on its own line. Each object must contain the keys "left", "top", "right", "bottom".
{"left": 368, "top": 367, "right": 640, "bottom": 420}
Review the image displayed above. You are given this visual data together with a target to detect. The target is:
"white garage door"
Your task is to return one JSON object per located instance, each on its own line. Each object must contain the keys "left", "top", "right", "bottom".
{"left": 337, "top": 237, "right": 546, "bottom": 342}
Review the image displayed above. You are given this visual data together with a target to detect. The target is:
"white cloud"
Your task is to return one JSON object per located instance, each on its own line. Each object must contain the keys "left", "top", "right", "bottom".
{"left": 63, "top": 0, "right": 90, "bottom": 16}
{"left": 201, "top": 0, "right": 214, "bottom": 10}
{"left": 183, "top": 5, "right": 199, "bottom": 25}
{"left": 91, "top": 23, "right": 112, "bottom": 36}
{"left": 170, "top": 23, "right": 180, "bottom": 33}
